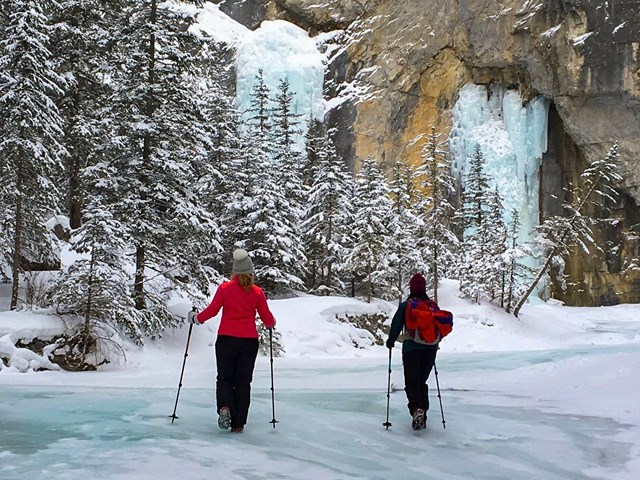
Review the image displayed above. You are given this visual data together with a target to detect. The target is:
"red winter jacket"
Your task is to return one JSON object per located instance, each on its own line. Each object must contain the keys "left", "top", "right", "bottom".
{"left": 196, "top": 278, "right": 275, "bottom": 338}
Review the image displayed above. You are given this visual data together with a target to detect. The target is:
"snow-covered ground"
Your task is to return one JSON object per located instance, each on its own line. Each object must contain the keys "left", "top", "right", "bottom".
{"left": 1, "top": 280, "right": 639, "bottom": 479}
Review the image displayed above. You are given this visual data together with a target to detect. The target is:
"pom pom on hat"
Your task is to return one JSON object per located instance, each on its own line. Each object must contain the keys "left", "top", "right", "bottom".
{"left": 232, "top": 249, "right": 254, "bottom": 275}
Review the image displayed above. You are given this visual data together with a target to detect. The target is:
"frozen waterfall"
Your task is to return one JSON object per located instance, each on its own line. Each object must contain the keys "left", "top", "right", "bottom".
{"left": 449, "top": 83, "right": 550, "bottom": 243}
{"left": 235, "top": 20, "right": 326, "bottom": 144}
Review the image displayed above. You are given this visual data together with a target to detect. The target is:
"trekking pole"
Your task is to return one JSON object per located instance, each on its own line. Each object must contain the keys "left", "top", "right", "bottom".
{"left": 383, "top": 346, "right": 392, "bottom": 429}
{"left": 269, "top": 328, "right": 279, "bottom": 429}
{"left": 170, "top": 308, "right": 195, "bottom": 424}
{"left": 434, "top": 361, "right": 446, "bottom": 429}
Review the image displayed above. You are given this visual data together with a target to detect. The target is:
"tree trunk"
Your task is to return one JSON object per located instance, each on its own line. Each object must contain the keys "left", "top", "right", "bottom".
{"left": 10, "top": 152, "right": 24, "bottom": 310}
{"left": 513, "top": 169, "right": 603, "bottom": 317}
{"left": 133, "top": 0, "right": 157, "bottom": 312}
{"left": 134, "top": 244, "right": 146, "bottom": 310}
{"left": 506, "top": 259, "right": 515, "bottom": 312}
{"left": 432, "top": 242, "right": 439, "bottom": 304}
{"left": 513, "top": 251, "right": 556, "bottom": 317}
{"left": 69, "top": 156, "right": 82, "bottom": 229}
{"left": 68, "top": 85, "right": 83, "bottom": 229}
{"left": 366, "top": 260, "right": 372, "bottom": 303}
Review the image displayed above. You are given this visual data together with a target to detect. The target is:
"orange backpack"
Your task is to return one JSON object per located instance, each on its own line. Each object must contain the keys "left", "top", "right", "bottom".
{"left": 404, "top": 298, "right": 453, "bottom": 345}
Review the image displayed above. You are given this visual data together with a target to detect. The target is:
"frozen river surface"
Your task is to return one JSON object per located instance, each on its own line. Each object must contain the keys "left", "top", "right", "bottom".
{"left": 2, "top": 342, "right": 639, "bottom": 480}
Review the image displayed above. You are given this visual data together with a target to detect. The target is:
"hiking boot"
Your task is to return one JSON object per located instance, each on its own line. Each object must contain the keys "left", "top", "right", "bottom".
{"left": 218, "top": 407, "right": 231, "bottom": 430}
{"left": 412, "top": 409, "right": 426, "bottom": 431}
{"left": 230, "top": 426, "right": 244, "bottom": 433}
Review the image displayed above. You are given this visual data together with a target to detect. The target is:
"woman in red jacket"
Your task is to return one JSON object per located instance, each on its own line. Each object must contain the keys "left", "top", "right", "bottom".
{"left": 189, "top": 249, "right": 275, "bottom": 433}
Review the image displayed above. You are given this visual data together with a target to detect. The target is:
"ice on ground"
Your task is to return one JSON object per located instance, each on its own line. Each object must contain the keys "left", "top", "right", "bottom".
{"left": 2, "top": 279, "right": 640, "bottom": 479}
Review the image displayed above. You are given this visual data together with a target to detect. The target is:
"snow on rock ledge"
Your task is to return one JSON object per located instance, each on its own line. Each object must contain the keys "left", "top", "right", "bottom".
{"left": 0, "top": 311, "right": 65, "bottom": 373}
{"left": 0, "top": 334, "right": 61, "bottom": 373}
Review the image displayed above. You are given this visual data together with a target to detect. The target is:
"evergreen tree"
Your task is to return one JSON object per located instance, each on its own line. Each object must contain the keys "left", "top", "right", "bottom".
{"left": 513, "top": 144, "right": 623, "bottom": 316}
{"left": 0, "top": 0, "right": 66, "bottom": 309}
{"left": 246, "top": 68, "right": 272, "bottom": 147}
{"left": 94, "top": 0, "right": 219, "bottom": 335}
{"left": 458, "top": 143, "right": 490, "bottom": 236}
{"left": 51, "top": 0, "right": 117, "bottom": 229}
{"left": 257, "top": 322, "right": 284, "bottom": 357}
{"left": 49, "top": 199, "right": 140, "bottom": 353}
{"left": 190, "top": 41, "right": 241, "bottom": 273}
{"left": 223, "top": 135, "right": 261, "bottom": 260}
{"left": 226, "top": 69, "right": 273, "bottom": 257}
{"left": 271, "top": 77, "right": 303, "bottom": 161}
{"left": 481, "top": 186, "right": 507, "bottom": 301}
{"left": 348, "top": 157, "right": 394, "bottom": 302}
{"left": 302, "top": 116, "right": 325, "bottom": 190}
{"left": 457, "top": 144, "right": 491, "bottom": 302}
{"left": 232, "top": 74, "right": 305, "bottom": 295}
{"left": 415, "top": 127, "right": 459, "bottom": 302}
{"left": 270, "top": 77, "right": 307, "bottom": 285}
{"left": 503, "top": 208, "right": 533, "bottom": 313}
{"left": 388, "top": 160, "right": 423, "bottom": 302}
{"left": 302, "top": 134, "right": 353, "bottom": 295}
{"left": 241, "top": 151, "right": 304, "bottom": 295}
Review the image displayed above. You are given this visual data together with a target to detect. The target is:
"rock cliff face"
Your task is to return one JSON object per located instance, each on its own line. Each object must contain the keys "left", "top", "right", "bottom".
{"left": 219, "top": 0, "right": 640, "bottom": 306}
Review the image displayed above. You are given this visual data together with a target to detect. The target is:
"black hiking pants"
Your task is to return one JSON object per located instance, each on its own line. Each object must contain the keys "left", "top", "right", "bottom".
{"left": 402, "top": 347, "right": 438, "bottom": 416}
{"left": 215, "top": 335, "right": 260, "bottom": 429}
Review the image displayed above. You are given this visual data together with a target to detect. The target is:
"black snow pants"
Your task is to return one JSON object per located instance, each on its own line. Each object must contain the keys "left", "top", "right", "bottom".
{"left": 402, "top": 346, "right": 438, "bottom": 416}
{"left": 215, "top": 335, "right": 260, "bottom": 429}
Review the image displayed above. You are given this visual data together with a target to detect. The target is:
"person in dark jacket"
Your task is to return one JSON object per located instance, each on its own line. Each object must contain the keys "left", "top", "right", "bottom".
{"left": 189, "top": 249, "right": 275, "bottom": 433}
{"left": 386, "top": 273, "right": 453, "bottom": 431}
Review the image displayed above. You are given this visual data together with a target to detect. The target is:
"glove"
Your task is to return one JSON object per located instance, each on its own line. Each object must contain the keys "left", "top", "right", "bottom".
{"left": 187, "top": 310, "right": 200, "bottom": 325}
{"left": 386, "top": 339, "right": 394, "bottom": 349}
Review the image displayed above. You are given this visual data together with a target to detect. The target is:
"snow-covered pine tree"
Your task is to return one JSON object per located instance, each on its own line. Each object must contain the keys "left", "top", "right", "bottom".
{"left": 197, "top": 41, "right": 242, "bottom": 173}
{"left": 93, "top": 0, "right": 220, "bottom": 335}
{"left": 188, "top": 40, "right": 241, "bottom": 274}
{"left": 242, "top": 151, "right": 304, "bottom": 295}
{"left": 246, "top": 68, "right": 272, "bottom": 149}
{"left": 224, "top": 69, "right": 273, "bottom": 257}
{"left": 458, "top": 143, "right": 490, "bottom": 236}
{"left": 348, "top": 157, "right": 395, "bottom": 302}
{"left": 223, "top": 134, "right": 261, "bottom": 258}
{"left": 231, "top": 76, "right": 304, "bottom": 295}
{"left": 503, "top": 208, "right": 533, "bottom": 313}
{"left": 270, "top": 77, "right": 307, "bottom": 286}
{"left": 415, "top": 127, "right": 459, "bottom": 302}
{"left": 457, "top": 144, "right": 491, "bottom": 302}
{"left": 51, "top": 0, "right": 118, "bottom": 229}
{"left": 49, "top": 198, "right": 138, "bottom": 361}
{"left": 302, "top": 133, "right": 353, "bottom": 295}
{"left": 257, "top": 322, "right": 284, "bottom": 357}
{"left": 302, "top": 116, "right": 325, "bottom": 190}
{"left": 388, "top": 160, "right": 424, "bottom": 302}
{"left": 0, "top": 0, "right": 66, "bottom": 309}
{"left": 302, "top": 121, "right": 329, "bottom": 291}
{"left": 480, "top": 186, "right": 507, "bottom": 302}
{"left": 513, "top": 143, "right": 623, "bottom": 317}
{"left": 271, "top": 77, "right": 303, "bottom": 162}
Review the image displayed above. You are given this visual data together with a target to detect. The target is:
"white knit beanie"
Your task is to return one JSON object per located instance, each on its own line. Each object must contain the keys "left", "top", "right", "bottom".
{"left": 232, "top": 249, "right": 254, "bottom": 275}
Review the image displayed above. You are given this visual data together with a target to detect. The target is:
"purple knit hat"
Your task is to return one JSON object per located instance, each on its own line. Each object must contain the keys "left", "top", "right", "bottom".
{"left": 409, "top": 273, "right": 426, "bottom": 295}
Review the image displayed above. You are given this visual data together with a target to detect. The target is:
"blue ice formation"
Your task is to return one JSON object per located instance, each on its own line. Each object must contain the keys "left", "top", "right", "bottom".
{"left": 235, "top": 20, "right": 325, "bottom": 146}
{"left": 449, "top": 83, "right": 550, "bottom": 243}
